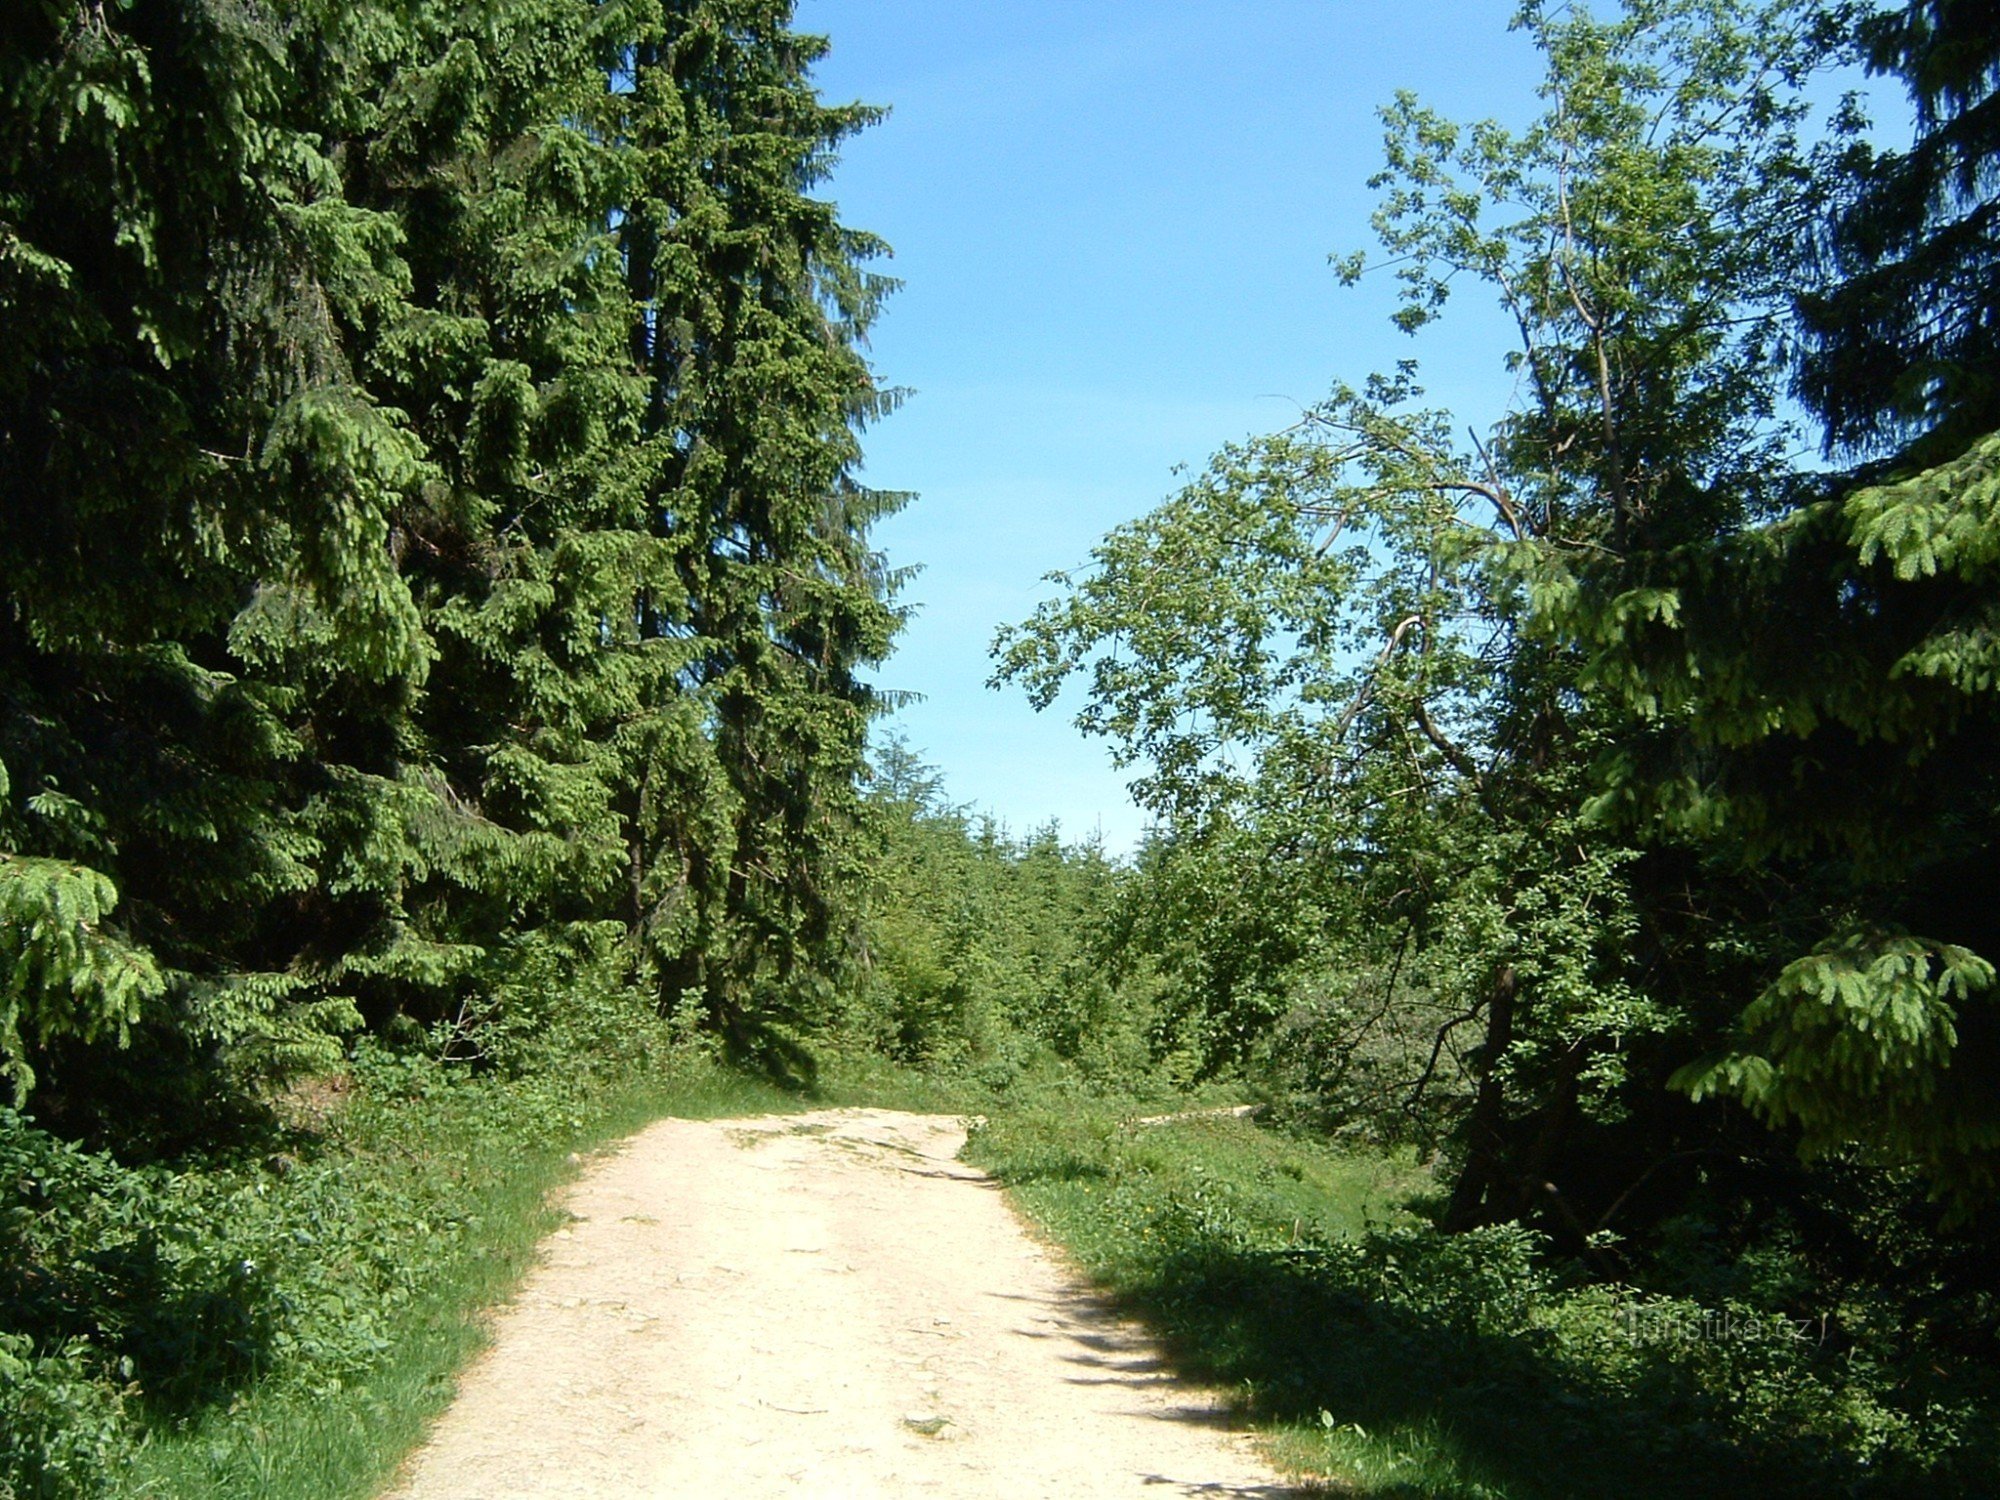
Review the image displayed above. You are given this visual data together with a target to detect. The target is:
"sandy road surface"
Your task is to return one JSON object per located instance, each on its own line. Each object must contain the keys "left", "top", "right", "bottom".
{"left": 386, "top": 1108, "right": 1300, "bottom": 1499}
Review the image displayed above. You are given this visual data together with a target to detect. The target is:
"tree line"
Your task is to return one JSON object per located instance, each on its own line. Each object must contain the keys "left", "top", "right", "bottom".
{"left": 8, "top": 0, "right": 2000, "bottom": 1302}
{"left": 1, "top": 0, "right": 900, "bottom": 1129}
{"left": 7, "top": 0, "right": 1999, "bottom": 1297}
{"left": 998, "top": 0, "right": 2000, "bottom": 1256}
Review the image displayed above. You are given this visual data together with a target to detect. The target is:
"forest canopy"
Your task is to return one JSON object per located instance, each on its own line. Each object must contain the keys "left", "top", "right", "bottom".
{"left": 998, "top": 0, "right": 2000, "bottom": 1225}
{"left": 0, "top": 0, "right": 902, "bottom": 1111}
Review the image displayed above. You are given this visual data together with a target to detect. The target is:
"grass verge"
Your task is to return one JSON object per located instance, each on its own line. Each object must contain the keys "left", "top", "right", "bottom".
{"left": 117, "top": 1055, "right": 804, "bottom": 1500}
{"left": 964, "top": 1102, "right": 1994, "bottom": 1500}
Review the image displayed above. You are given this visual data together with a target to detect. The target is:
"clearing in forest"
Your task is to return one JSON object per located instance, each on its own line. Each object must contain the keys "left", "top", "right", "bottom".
{"left": 385, "top": 1108, "right": 1297, "bottom": 1499}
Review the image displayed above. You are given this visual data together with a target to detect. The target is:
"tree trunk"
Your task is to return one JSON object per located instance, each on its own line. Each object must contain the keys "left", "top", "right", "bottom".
{"left": 1443, "top": 964, "right": 1517, "bottom": 1232}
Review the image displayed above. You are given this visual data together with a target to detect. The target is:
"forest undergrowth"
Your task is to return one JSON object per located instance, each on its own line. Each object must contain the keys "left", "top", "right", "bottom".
{"left": 3, "top": 1017, "right": 802, "bottom": 1500}
{"left": 970, "top": 1106, "right": 2000, "bottom": 1500}
{"left": 6, "top": 817, "right": 2000, "bottom": 1500}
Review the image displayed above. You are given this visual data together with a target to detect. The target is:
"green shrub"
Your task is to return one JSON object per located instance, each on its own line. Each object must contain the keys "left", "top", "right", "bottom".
{"left": 0, "top": 1112, "right": 276, "bottom": 1416}
{"left": 0, "top": 1336, "right": 125, "bottom": 1500}
{"left": 458, "top": 925, "right": 682, "bottom": 1080}
{"left": 0, "top": 999, "right": 775, "bottom": 1500}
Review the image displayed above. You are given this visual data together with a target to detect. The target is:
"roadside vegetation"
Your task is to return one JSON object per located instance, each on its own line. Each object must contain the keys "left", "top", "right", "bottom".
{"left": 7, "top": 985, "right": 807, "bottom": 1500}
{"left": 117, "top": 1048, "right": 799, "bottom": 1500}
{"left": 972, "top": 1107, "right": 2000, "bottom": 1499}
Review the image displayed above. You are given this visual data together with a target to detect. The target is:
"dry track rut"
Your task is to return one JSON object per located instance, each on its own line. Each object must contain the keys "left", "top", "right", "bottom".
{"left": 385, "top": 1108, "right": 1300, "bottom": 1499}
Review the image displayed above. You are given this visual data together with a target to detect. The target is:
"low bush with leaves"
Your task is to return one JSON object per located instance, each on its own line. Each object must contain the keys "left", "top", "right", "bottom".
{"left": 0, "top": 1334, "right": 125, "bottom": 1500}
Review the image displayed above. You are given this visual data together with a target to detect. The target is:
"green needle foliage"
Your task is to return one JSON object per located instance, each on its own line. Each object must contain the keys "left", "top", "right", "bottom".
{"left": 0, "top": 0, "right": 901, "bottom": 1119}
{"left": 1797, "top": 0, "right": 2000, "bottom": 457}
{"left": 848, "top": 736, "right": 1151, "bottom": 1081}
{"left": 2, "top": 0, "right": 905, "bottom": 1488}
{"left": 1540, "top": 0, "right": 2000, "bottom": 1213}
{"left": 8, "top": 0, "right": 2000, "bottom": 1494}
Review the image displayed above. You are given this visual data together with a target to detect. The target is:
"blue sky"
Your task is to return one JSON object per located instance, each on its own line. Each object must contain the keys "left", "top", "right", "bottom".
{"left": 792, "top": 1, "right": 1552, "bottom": 851}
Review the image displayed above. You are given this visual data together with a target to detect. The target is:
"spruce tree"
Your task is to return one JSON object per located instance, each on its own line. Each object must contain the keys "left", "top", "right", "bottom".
{"left": 1549, "top": 0, "right": 2000, "bottom": 1211}
{"left": 0, "top": 0, "right": 429, "bottom": 1107}
{"left": 1796, "top": 0, "right": 2000, "bottom": 458}
{"left": 0, "top": 0, "right": 902, "bottom": 1114}
{"left": 612, "top": 1, "right": 902, "bottom": 1064}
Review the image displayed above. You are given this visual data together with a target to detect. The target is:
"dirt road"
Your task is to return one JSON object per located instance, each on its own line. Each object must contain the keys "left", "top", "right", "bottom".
{"left": 385, "top": 1108, "right": 1298, "bottom": 1499}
